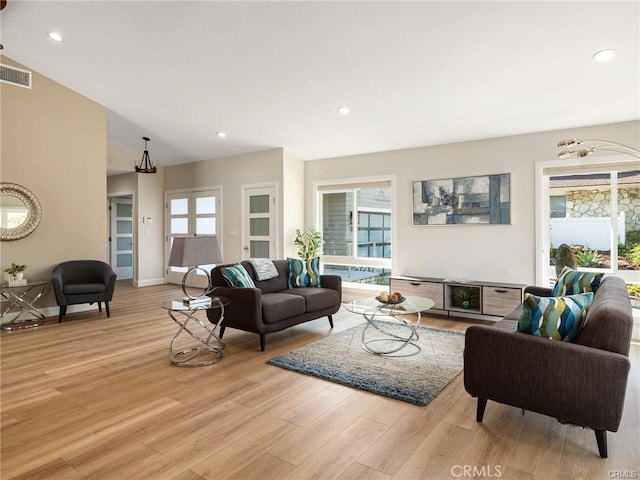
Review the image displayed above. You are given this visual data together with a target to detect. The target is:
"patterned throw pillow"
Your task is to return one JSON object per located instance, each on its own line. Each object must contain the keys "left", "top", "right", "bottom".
{"left": 552, "top": 266, "right": 604, "bottom": 296}
{"left": 287, "top": 257, "right": 321, "bottom": 288}
{"left": 221, "top": 264, "right": 256, "bottom": 288}
{"left": 249, "top": 258, "right": 279, "bottom": 281}
{"left": 516, "top": 292, "right": 593, "bottom": 342}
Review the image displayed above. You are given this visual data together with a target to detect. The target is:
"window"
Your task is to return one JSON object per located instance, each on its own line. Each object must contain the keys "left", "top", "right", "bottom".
{"left": 536, "top": 158, "right": 639, "bottom": 285}
{"left": 318, "top": 181, "right": 392, "bottom": 286}
{"left": 549, "top": 195, "right": 566, "bottom": 218}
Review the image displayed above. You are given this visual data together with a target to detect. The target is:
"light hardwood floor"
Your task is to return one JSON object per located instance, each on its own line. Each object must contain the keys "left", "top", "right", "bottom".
{"left": 1, "top": 281, "right": 638, "bottom": 480}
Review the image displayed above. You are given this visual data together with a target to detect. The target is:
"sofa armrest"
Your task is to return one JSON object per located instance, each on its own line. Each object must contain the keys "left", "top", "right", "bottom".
{"left": 464, "top": 325, "right": 631, "bottom": 432}
{"left": 524, "top": 285, "right": 553, "bottom": 296}
{"left": 320, "top": 274, "right": 342, "bottom": 303}
{"left": 206, "top": 286, "right": 264, "bottom": 332}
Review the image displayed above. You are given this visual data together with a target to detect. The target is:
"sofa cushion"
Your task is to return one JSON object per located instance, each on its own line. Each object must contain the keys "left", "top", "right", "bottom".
{"left": 287, "top": 257, "right": 321, "bottom": 288}
{"left": 221, "top": 264, "right": 256, "bottom": 288}
{"left": 249, "top": 258, "right": 279, "bottom": 281}
{"left": 261, "top": 293, "right": 306, "bottom": 324}
{"left": 552, "top": 266, "right": 603, "bottom": 296}
{"left": 285, "top": 287, "right": 340, "bottom": 312}
{"left": 516, "top": 292, "right": 593, "bottom": 342}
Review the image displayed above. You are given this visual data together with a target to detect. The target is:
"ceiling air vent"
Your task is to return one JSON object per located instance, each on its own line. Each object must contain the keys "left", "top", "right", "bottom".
{"left": 0, "top": 64, "right": 32, "bottom": 89}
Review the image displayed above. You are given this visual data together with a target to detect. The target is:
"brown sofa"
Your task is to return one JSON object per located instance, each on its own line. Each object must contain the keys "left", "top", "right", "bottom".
{"left": 206, "top": 260, "right": 342, "bottom": 351}
{"left": 464, "top": 276, "right": 633, "bottom": 458}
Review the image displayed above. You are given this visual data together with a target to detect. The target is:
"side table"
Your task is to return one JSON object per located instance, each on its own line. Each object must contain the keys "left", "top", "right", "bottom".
{"left": 161, "top": 296, "right": 230, "bottom": 367}
{"left": 1, "top": 280, "right": 49, "bottom": 330}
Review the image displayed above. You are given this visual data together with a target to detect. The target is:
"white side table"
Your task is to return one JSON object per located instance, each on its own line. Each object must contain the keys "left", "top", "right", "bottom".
{"left": 1, "top": 280, "right": 49, "bottom": 330}
{"left": 161, "top": 296, "right": 230, "bottom": 367}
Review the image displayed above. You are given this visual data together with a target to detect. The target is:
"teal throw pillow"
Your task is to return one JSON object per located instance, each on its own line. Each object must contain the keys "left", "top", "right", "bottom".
{"left": 552, "top": 266, "right": 604, "bottom": 296}
{"left": 287, "top": 257, "right": 321, "bottom": 288}
{"left": 221, "top": 264, "right": 256, "bottom": 288}
{"left": 516, "top": 292, "right": 593, "bottom": 342}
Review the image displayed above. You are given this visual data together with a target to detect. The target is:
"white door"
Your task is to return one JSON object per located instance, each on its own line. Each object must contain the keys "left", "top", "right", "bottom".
{"left": 165, "top": 189, "right": 221, "bottom": 286}
{"left": 242, "top": 185, "right": 277, "bottom": 260}
{"left": 110, "top": 197, "right": 133, "bottom": 280}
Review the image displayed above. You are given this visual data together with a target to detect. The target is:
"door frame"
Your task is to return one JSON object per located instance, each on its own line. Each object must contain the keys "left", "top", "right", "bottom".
{"left": 164, "top": 186, "right": 223, "bottom": 285}
{"left": 240, "top": 182, "right": 279, "bottom": 260}
{"left": 107, "top": 191, "right": 135, "bottom": 282}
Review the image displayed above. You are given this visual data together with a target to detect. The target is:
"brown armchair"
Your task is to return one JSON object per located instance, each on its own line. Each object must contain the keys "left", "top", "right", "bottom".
{"left": 464, "top": 276, "right": 633, "bottom": 458}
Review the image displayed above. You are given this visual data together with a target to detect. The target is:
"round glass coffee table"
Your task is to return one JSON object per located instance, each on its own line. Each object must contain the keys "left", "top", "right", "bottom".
{"left": 346, "top": 295, "right": 435, "bottom": 356}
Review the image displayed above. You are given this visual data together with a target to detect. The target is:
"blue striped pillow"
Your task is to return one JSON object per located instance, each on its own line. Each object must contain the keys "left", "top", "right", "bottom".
{"left": 516, "top": 292, "right": 593, "bottom": 342}
{"left": 221, "top": 264, "right": 256, "bottom": 288}
{"left": 287, "top": 257, "right": 321, "bottom": 288}
{"left": 552, "top": 266, "right": 603, "bottom": 296}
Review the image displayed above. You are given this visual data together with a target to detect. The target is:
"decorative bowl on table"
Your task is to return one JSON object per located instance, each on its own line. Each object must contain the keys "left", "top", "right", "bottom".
{"left": 375, "top": 293, "right": 406, "bottom": 305}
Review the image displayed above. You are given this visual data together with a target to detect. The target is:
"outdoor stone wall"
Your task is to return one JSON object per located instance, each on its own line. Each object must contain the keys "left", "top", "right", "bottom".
{"left": 566, "top": 186, "right": 640, "bottom": 232}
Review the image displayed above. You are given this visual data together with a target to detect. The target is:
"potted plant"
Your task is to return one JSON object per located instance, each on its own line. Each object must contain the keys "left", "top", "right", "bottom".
{"left": 4, "top": 263, "right": 27, "bottom": 286}
{"left": 293, "top": 228, "right": 322, "bottom": 260}
{"left": 456, "top": 287, "right": 476, "bottom": 309}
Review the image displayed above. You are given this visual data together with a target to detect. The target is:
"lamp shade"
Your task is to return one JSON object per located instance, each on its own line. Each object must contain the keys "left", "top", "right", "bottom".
{"left": 168, "top": 236, "right": 223, "bottom": 267}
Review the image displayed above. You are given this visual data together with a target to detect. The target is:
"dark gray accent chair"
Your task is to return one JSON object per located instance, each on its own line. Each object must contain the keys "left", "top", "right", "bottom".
{"left": 52, "top": 260, "right": 117, "bottom": 322}
{"left": 464, "top": 276, "right": 633, "bottom": 458}
{"left": 207, "top": 260, "right": 341, "bottom": 351}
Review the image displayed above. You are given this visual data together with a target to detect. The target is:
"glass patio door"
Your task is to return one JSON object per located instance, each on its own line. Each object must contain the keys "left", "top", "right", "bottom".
{"left": 165, "top": 189, "right": 221, "bottom": 286}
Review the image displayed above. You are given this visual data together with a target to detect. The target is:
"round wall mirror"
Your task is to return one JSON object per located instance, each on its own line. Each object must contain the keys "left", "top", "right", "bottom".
{"left": 0, "top": 183, "right": 42, "bottom": 241}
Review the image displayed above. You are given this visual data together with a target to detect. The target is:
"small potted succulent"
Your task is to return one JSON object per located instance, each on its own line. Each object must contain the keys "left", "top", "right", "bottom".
{"left": 4, "top": 263, "right": 27, "bottom": 286}
{"left": 627, "top": 283, "right": 640, "bottom": 309}
{"left": 456, "top": 287, "right": 476, "bottom": 309}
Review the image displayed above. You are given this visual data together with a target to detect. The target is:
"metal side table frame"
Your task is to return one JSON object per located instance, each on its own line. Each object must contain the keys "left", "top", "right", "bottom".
{"left": 1, "top": 281, "right": 49, "bottom": 330}
{"left": 161, "top": 296, "right": 230, "bottom": 367}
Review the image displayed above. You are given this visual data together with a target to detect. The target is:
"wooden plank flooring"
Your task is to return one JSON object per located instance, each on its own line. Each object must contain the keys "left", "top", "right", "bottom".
{"left": 1, "top": 281, "right": 638, "bottom": 479}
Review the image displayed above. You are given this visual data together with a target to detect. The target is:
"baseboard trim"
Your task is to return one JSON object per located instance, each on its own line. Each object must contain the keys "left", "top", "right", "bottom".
{"left": 134, "top": 278, "right": 165, "bottom": 287}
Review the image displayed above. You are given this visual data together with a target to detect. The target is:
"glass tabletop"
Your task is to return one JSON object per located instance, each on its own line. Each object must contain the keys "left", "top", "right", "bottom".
{"left": 161, "top": 296, "right": 230, "bottom": 311}
{"left": 1, "top": 280, "right": 50, "bottom": 289}
{"left": 345, "top": 295, "right": 435, "bottom": 316}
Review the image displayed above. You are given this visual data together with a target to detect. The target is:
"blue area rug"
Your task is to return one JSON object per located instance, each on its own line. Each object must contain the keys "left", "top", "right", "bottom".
{"left": 267, "top": 322, "right": 465, "bottom": 406}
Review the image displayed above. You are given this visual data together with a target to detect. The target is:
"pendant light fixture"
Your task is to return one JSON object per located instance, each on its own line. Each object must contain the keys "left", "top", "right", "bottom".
{"left": 135, "top": 136, "right": 157, "bottom": 174}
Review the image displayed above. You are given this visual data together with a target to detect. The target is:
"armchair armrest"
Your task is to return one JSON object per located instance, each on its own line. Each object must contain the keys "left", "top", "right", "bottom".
{"left": 464, "top": 325, "right": 630, "bottom": 431}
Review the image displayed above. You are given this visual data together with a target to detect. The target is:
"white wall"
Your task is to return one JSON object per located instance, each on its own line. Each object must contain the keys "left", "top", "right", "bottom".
{"left": 305, "top": 121, "right": 640, "bottom": 286}
{"left": 283, "top": 150, "right": 306, "bottom": 258}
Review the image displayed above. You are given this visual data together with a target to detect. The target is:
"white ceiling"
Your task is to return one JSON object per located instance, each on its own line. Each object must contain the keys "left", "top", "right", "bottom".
{"left": 2, "top": 1, "right": 639, "bottom": 169}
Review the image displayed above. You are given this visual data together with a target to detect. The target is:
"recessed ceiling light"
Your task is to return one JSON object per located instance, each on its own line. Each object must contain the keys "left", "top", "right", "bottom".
{"left": 337, "top": 106, "right": 350, "bottom": 115}
{"left": 48, "top": 31, "right": 63, "bottom": 42}
{"left": 216, "top": 131, "right": 227, "bottom": 138}
{"left": 592, "top": 49, "right": 617, "bottom": 62}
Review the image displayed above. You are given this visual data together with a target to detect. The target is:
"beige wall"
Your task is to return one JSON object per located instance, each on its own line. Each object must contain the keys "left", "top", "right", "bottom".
{"left": 305, "top": 120, "right": 640, "bottom": 286}
{"left": 283, "top": 150, "right": 305, "bottom": 258}
{"left": 0, "top": 56, "right": 107, "bottom": 309}
{"left": 164, "top": 148, "right": 285, "bottom": 263}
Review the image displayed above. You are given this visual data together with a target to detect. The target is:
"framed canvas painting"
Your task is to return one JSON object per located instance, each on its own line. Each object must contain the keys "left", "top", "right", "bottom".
{"left": 412, "top": 173, "right": 510, "bottom": 226}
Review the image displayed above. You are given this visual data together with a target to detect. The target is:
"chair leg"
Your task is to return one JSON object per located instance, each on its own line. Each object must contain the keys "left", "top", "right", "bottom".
{"left": 58, "top": 306, "right": 66, "bottom": 323}
{"left": 219, "top": 325, "right": 226, "bottom": 339}
{"left": 595, "top": 429, "right": 608, "bottom": 458}
{"left": 98, "top": 302, "right": 102, "bottom": 313}
{"left": 105, "top": 301, "right": 110, "bottom": 317}
{"left": 260, "top": 334, "right": 266, "bottom": 352}
{"left": 327, "top": 314, "right": 334, "bottom": 328}
{"left": 476, "top": 398, "right": 488, "bottom": 422}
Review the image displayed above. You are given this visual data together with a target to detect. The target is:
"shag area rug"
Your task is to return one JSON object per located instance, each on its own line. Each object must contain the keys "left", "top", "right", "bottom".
{"left": 267, "top": 322, "right": 465, "bottom": 406}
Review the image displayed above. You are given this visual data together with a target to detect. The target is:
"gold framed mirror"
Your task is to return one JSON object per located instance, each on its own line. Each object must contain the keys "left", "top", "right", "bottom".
{"left": 0, "top": 182, "right": 42, "bottom": 241}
